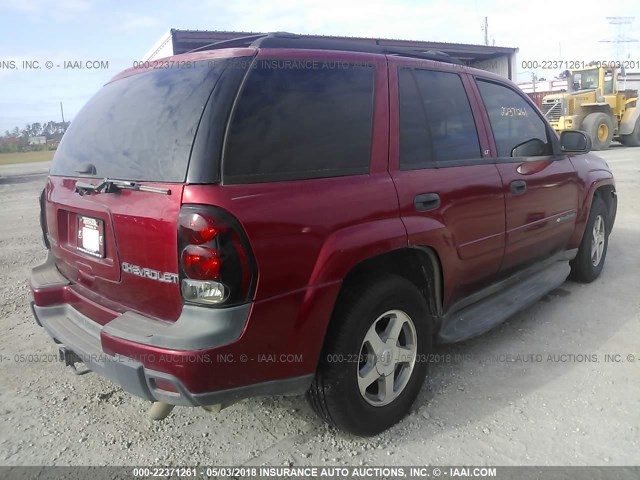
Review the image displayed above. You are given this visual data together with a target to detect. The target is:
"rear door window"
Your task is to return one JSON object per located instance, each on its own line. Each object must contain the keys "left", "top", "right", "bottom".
{"left": 399, "top": 68, "right": 481, "bottom": 170}
{"left": 51, "top": 61, "right": 227, "bottom": 182}
{"left": 476, "top": 80, "right": 552, "bottom": 157}
{"left": 223, "top": 59, "right": 375, "bottom": 183}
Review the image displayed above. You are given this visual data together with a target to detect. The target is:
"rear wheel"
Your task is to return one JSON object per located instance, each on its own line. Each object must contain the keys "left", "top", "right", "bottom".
{"left": 569, "top": 196, "right": 609, "bottom": 283}
{"left": 583, "top": 112, "right": 614, "bottom": 150}
{"left": 307, "top": 275, "right": 432, "bottom": 436}
{"left": 620, "top": 117, "right": 640, "bottom": 147}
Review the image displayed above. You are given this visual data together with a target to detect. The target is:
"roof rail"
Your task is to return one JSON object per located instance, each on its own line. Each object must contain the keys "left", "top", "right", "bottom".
{"left": 185, "top": 34, "right": 269, "bottom": 53}
{"left": 187, "top": 32, "right": 464, "bottom": 65}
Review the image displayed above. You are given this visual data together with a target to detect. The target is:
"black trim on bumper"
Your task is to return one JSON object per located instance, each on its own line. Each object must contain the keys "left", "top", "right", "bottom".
{"left": 33, "top": 302, "right": 156, "bottom": 403}
{"left": 31, "top": 302, "right": 313, "bottom": 407}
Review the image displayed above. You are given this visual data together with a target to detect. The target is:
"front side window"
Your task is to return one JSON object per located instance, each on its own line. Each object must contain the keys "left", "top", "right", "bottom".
{"left": 572, "top": 68, "right": 599, "bottom": 90}
{"left": 223, "top": 59, "right": 375, "bottom": 183}
{"left": 399, "top": 68, "right": 481, "bottom": 170}
{"left": 477, "top": 80, "right": 552, "bottom": 158}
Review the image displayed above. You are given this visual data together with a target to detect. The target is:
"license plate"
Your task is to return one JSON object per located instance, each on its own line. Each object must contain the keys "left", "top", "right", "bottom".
{"left": 77, "top": 216, "right": 105, "bottom": 258}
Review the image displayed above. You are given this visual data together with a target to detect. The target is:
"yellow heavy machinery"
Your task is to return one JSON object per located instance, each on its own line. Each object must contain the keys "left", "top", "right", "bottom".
{"left": 541, "top": 66, "right": 640, "bottom": 149}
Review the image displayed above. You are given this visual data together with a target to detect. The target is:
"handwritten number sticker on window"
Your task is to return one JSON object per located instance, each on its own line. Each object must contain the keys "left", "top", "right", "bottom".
{"left": 500, "top": 107, "right": 528, "bottom": 117}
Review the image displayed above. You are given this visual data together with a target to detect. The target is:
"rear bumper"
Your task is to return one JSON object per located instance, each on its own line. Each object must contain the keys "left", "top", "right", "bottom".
{"left": 30, "top": 253, "right": 315, "bottom": 406}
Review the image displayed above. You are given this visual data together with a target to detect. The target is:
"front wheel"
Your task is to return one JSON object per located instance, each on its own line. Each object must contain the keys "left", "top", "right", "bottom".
{"left": 569, "top": 196, "right": 610, "bottom": 283}
{"left": 306, "top": 275, "right": 432, "bottom": 436}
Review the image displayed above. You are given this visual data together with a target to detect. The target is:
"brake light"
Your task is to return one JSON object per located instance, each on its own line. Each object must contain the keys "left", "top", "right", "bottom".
{"left": 178, "top": 206, "right": 256, "bottom": 306}
{"left": 182, "top": 246, "right": 221, "bottom": 280}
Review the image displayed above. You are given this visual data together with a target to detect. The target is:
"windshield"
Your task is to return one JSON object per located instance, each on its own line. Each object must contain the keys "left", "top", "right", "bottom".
{"left": 571, "top": 69, "right": 599, "bottom": 91}
{"left": 50, "top": 60, "right": 226, "bottom": 182}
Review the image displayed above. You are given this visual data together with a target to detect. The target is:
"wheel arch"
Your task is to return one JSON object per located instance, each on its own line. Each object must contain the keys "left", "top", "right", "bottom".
{"left": 583, "top": 106, "right": 615, "bottom": 118}
{"left": 569, "top": 177, "right": 617, "bottom": 248}
{"left": 332, "top": 246, "right": 444, "bottom": 328}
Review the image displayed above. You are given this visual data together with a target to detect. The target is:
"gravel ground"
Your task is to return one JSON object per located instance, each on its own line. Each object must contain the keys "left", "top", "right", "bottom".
{"left": 0, "top": 149, "right": 639, "bottom": 467}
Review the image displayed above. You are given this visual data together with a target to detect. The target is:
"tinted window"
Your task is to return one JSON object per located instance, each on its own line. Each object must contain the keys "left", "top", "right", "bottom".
{"left": 399, "top": 68, "right": 481, "bottom": 170}
{"left": 51, "top": 61, "right": 227, "bottom": 182}
{"left": 223, "top": 60, "right": 374, "bottom": 183}
{"left": 476, "top": 80, "right": 552, "bottom": 157}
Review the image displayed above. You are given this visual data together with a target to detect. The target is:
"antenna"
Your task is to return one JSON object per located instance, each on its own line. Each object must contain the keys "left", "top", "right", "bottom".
{"left": 599, "top": 16, "right": 638, "bottom": 63}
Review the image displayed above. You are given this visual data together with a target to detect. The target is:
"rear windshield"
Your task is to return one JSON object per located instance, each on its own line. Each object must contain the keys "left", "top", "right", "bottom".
{"left": 51, "top": 60, "right": 226, "bottom": 182}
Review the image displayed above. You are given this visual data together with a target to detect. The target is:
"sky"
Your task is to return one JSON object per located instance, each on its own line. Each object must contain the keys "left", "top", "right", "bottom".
{"left": 1, "top": 0, "right": 639, "bottom": 134}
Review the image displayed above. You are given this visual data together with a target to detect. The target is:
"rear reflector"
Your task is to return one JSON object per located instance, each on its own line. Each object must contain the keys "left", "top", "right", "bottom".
{"left": 152, "top": 378, "right": 178, "bottom": 393}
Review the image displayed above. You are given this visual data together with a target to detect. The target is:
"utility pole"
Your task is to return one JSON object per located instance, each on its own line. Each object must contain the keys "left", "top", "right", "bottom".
{"left": 482, "top": 17, "right": 489, "bottom": 46}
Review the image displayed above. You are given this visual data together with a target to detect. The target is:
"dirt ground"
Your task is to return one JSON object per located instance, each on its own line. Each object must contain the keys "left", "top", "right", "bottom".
{"left": 0, "top": 148, "right": 638, "bottom": 467}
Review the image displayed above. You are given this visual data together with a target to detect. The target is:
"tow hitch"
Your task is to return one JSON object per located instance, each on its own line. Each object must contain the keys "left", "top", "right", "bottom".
{"left": 58, "top": 346, "right": 90, "bottom": 375}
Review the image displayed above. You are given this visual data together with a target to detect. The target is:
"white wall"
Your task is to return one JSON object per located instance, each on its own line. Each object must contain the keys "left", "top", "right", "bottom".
{"left": 470, "top": 54, "right": 515, "bottom": 80}
{"left": 143, "top": 31, "right": 174, "bottom": 61}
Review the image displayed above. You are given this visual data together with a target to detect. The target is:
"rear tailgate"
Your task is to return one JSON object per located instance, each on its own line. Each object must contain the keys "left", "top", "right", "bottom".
{"left": 44, "top": 178, "right": 184, "bottom": 322}
{"left": 42, "top": 54, "right": 243, "bottom": 323}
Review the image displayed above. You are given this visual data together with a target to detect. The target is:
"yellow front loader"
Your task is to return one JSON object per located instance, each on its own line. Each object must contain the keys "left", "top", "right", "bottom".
{"left": 541, "top": 66, "right": 640, "bottom": 150}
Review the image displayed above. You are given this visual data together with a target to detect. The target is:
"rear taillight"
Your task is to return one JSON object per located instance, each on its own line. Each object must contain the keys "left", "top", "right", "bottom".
{"left": 39, "top": 188, "right": 50, "bottom": 249}
{"left": 178, "top": 205, "right": 256, "bottom": 306}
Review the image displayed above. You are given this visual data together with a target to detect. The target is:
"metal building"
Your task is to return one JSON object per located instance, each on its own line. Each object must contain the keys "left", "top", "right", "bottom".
{"left": 144, "top": 29, "right": 519, "bottom": 80}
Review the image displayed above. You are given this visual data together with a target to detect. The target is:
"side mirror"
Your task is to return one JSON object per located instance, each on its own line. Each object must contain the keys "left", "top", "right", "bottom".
{"left": 560, "top": 130, "right": 591, "bottom": 154}
{"left": 511, "top": 138, "right": 547, "bottom": 157}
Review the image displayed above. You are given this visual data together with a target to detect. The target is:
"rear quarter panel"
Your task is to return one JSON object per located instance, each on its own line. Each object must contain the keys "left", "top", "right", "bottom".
{"left": 181, "top": 51, "right": 404, "bottom": 378}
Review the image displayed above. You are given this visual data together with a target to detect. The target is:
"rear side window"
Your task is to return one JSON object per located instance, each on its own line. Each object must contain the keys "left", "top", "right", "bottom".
{"left": 476, "top": 80, "right": 552, "bottom": 157}
{"left": 223, "top": 60, "right": 375, "bottom": 183}
{"left": 399, "top": 68, "right": 481, "bottom": 170}
{"left": 51, "top": 61, "right": 227, "bottom": 182}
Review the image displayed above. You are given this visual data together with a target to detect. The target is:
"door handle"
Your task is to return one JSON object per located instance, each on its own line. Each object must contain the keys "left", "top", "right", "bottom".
{"left": 414, "top": 193, "right": 440, "bottom": 212}
{"left": 510, "top": 180, "right": 527, "bottom": 195}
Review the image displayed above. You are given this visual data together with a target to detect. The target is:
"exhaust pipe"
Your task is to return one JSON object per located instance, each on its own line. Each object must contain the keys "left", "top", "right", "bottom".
{"left": 148, "top": 402, "right": 175, "bottom": 420}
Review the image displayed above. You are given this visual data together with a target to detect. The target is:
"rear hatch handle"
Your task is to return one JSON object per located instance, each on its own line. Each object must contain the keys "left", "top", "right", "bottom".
{"left": 75, "top": 179, "right": 171, "bottom": 196}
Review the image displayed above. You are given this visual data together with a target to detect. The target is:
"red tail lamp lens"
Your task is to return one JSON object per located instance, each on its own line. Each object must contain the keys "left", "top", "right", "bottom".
{"left": 182, "top": 245, "right": 221, "bottom": 280}
{"left": 179, "top": 213, "right": 225, "bottom": 245}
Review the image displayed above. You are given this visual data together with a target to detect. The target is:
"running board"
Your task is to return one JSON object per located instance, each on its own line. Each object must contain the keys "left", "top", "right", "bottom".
{"left": 438, "top": 258, "right": 572, "bottom": 344}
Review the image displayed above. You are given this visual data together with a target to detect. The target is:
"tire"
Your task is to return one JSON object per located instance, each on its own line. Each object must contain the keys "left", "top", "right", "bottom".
{"left": 307, "top": 275, "right": 432, "bottom": 436}
{"left": 582, "top": 112, "right": 614, "bottom": 150}
{"left": 569, "top": 196, "right": 609, "bottom": 283}
{"left": 620, "top": 118, "right": 640, "bottom": 147}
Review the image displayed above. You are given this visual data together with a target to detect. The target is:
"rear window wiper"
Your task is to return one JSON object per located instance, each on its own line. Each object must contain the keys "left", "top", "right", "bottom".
{"left": 74, "top": 179, "right": 171, "bottom": 196}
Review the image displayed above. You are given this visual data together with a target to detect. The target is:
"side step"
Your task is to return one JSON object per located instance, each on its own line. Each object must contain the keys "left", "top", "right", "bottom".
{"left": 438, "top": 259, "right": 571, "bottom": 343}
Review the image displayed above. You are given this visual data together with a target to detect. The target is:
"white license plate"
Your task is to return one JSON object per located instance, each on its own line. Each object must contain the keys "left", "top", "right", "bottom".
{"left": 77, "top": 216, "right": 104, "bottom": 257}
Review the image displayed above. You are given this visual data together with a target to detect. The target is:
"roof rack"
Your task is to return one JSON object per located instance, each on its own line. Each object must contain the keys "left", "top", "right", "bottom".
{"left": 186, "top": 32, "right": 464, "bottom": 65}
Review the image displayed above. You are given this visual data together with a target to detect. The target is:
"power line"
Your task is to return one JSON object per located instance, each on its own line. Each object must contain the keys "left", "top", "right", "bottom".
{"left": 599, "top": 17, "right": 638, "bottom": 62}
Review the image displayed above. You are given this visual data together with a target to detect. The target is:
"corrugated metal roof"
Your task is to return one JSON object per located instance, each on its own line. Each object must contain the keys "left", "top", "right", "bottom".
{"left": 169, "top": 29, "right": 518, "bottom": 57}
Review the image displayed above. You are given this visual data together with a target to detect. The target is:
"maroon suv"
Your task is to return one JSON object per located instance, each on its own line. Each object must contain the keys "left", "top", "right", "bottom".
{"left": 30, "top": 33, "right": 617, "bottom": 436}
